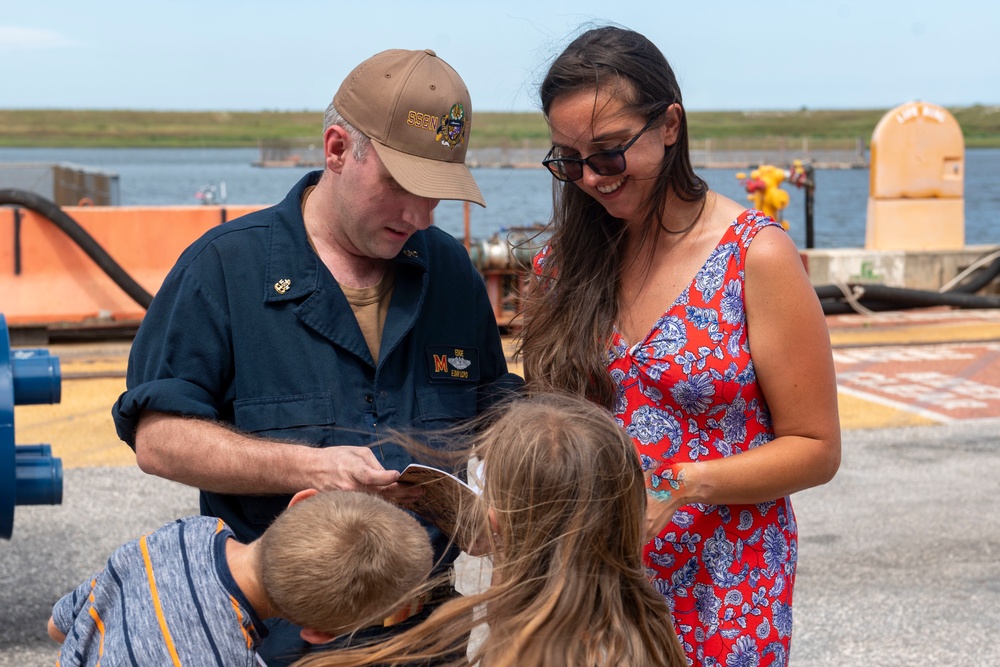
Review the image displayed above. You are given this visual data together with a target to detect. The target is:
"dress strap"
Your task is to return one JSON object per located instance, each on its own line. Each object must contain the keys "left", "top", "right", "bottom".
{"left": 733, "top": 209, "right": 784, "bottom": 249}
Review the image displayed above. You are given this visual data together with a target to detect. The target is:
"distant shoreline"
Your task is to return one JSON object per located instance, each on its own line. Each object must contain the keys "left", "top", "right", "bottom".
{"left": 1, "top": 106, "right": 998, "bottom": 148}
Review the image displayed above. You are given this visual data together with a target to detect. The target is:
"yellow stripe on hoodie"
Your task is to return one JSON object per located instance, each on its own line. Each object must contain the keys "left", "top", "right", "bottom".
{"left": 140, "top": 534, "right": 183, "bottom": 666}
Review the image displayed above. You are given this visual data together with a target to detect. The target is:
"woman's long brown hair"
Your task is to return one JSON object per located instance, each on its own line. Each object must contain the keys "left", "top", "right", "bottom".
{"left": 291, "top": 393, "right": 686, "bottom": 667}
{"left": 518, "top": 26, "right": 708, "bottom": 408}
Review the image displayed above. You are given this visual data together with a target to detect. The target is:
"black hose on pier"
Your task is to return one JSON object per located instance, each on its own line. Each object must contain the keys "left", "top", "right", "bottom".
{"left": 945, "top": 254, "right": 1000, "bottom": 294}
{"left": 0, "top": 189, "right": 153, "bottom": 310}
{"left": 816, "top": 272, "right": 1000, "bottom": 315}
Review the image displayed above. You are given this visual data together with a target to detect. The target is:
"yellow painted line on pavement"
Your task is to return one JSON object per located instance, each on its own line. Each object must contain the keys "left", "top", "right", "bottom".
{"left": 829, "top": 321, "right": 1000, "bottom": 348}
{"left": 15, "top": 376, "right": 136, "bottom": 468}
{"left": 13, "top": 320, "right": 985, "bottom": 470}
{"left": 836, "top": 387, "right": 940, "bottom": 430}
{"left": 15, "top": 382, "right": 939, "bottom": 467}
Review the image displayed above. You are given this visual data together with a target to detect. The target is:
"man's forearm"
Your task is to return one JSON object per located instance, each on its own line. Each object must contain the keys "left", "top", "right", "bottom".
{"left": 134, "top": 411, "right": 318, "bottom": 495}
{"left": 133, "top": 411, "right": 403, "bottom": 495}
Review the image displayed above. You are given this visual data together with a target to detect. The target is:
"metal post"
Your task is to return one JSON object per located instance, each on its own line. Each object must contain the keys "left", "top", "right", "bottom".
{"left": 463, "top": 201, "right": 471, "bottom": 251}
{"left": 13, "top": 207, "right": 21, "bottom": 275}
{"left": 804, "top": 164, "right": 816, "bottom": 249}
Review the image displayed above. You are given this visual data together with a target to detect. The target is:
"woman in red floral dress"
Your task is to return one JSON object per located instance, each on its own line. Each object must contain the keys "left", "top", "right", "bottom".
{"left": 520, "top": 27, "right": 841, "bottom": 667}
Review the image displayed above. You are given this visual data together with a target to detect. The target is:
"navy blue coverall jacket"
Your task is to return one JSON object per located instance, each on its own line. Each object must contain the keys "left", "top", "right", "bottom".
{"left": 113, "top": 171, "right": 519, "bottom": 546}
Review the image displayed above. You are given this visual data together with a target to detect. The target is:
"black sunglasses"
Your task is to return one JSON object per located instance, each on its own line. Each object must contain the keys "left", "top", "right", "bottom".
{"left": 542, "top": 114, "right": 662, "bottom": 182}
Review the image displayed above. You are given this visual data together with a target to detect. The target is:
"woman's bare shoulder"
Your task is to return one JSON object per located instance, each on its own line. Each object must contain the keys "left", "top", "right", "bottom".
{"left": 706, "top": 190, "right": 747, "bottom": 224}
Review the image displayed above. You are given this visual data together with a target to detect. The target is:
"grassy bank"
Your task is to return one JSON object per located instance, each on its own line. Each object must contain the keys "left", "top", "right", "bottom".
{"left": 1, "top": 106, "right": 998, "bottom": 148}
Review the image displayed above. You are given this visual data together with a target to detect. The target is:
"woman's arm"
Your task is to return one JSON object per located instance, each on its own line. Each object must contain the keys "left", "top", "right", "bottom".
{"left": 646, "top": 224, "right": 841, "bottom": 538}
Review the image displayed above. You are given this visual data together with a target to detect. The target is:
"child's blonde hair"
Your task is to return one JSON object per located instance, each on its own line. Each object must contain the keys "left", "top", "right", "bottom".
{"left": 291, "top": 393, "right": 686, "bottom": 666}
{"left": 257, "top": 490, "right": 433, "bottom": 636}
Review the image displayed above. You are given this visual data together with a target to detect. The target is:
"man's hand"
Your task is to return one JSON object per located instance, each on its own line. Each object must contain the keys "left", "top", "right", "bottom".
{"left": 313, "top": 446, "right": 423, "bottom": 504}
{"left": 317, "top": 446, "right": 398, "bottom": 490}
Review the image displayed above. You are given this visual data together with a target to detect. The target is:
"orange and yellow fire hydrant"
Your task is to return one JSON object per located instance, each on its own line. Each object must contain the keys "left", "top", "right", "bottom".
{"left": 736, "top": 164, "right": 790, "bottom": 230}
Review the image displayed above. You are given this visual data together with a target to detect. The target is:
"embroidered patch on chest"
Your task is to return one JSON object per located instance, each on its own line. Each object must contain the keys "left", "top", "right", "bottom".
{"left": 427, "top": 346, "right": 479, "bottom": 382}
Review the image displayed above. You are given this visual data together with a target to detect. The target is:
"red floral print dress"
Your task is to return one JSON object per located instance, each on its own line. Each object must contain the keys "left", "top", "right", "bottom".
{"left": 609, "top": 211, "right": 796, "bottom": 667}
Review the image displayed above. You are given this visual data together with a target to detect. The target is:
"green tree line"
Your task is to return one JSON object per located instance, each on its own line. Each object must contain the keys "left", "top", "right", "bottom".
{"left": 1, "top": 106, "right": 998, "bottom": 148}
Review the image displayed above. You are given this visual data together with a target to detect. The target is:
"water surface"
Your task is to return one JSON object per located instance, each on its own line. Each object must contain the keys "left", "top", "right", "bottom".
{"left": 2, "top": 147, "right": 998, "bottom": 249}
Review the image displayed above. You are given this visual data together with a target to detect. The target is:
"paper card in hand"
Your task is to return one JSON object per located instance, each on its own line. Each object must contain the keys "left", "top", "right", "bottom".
{"left": 398, "top": 464, "right": 481, "bottom": 552}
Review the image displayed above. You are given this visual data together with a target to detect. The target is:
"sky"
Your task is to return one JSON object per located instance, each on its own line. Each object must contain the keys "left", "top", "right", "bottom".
{"left": 1, "top": 1, "right": 998, "bottom": 113}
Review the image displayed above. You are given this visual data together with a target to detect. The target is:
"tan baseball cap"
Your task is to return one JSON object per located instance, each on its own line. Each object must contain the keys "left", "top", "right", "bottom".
{"left": 333, "top": 49, "right": 485, "bottom": 207}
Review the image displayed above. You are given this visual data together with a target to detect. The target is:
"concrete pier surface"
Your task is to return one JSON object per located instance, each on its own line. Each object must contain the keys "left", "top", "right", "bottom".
{"left": 3, "top": 307, "right": 1000, "bottom": 665}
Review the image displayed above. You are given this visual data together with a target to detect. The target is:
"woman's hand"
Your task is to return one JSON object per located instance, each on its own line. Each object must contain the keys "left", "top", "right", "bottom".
{"left": 643, "top": 464, "right": 689, "bottom": 543}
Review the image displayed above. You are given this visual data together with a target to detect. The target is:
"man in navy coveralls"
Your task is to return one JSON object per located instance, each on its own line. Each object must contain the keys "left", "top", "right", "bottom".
{"left": 113, "top": 48, "right": 519, "bottom": 665}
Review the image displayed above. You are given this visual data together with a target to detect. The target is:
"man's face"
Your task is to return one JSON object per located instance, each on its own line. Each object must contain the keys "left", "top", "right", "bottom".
{"left": 330, "top": 144, "right": 440, "bottom": 261}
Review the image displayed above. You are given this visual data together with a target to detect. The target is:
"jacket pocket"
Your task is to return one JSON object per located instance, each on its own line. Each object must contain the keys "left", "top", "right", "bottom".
{"left": 231, "top": 393, "right": 335, "bottom": 527}
{"left": 233, "top": 392, "right": 335, "bottom": 434}
{"left": 416, "top": 385, "right": 477, "bottom": 425}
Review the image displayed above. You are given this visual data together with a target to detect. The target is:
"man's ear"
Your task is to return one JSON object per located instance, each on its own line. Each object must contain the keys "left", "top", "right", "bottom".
{"left": 661, "top": 103, "right": 683, "bottom": 147}
{"left": 300, "top": 627, "right": 337, "bottom": 645}
{"left": 324, "top": 125, "right": 351, "bottom": 173}
{"left": 288, "top": 488, "right": 319, "bottom": 509}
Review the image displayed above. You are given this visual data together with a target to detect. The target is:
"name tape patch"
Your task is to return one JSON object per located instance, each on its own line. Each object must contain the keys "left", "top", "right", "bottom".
{"left": 427, "top": 346, "right": 479, "bottom": 382}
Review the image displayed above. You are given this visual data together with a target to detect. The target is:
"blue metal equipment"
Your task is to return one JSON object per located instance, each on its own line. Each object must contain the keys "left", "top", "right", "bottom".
{"left": 1, "top": 313, "right": 63, "bottom": 539}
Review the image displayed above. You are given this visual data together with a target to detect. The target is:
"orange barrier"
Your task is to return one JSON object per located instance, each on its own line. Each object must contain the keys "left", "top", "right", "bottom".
{"left": 0, "top": 205, "right": 263, "bottom": 327}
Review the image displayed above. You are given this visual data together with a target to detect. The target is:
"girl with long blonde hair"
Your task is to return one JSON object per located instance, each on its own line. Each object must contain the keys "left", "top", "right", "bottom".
{"left": 292, "top": 392, "right": 686, "bottom": 667}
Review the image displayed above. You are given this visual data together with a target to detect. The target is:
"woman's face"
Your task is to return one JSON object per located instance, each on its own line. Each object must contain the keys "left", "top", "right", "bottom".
{"left": 546, "top": 86, "right": 680, "bottom": 225}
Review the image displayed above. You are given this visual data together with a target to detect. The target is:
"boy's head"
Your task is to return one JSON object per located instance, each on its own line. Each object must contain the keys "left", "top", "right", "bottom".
{"left": 256, "top": 489, "right": 433, "bottom": 639}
